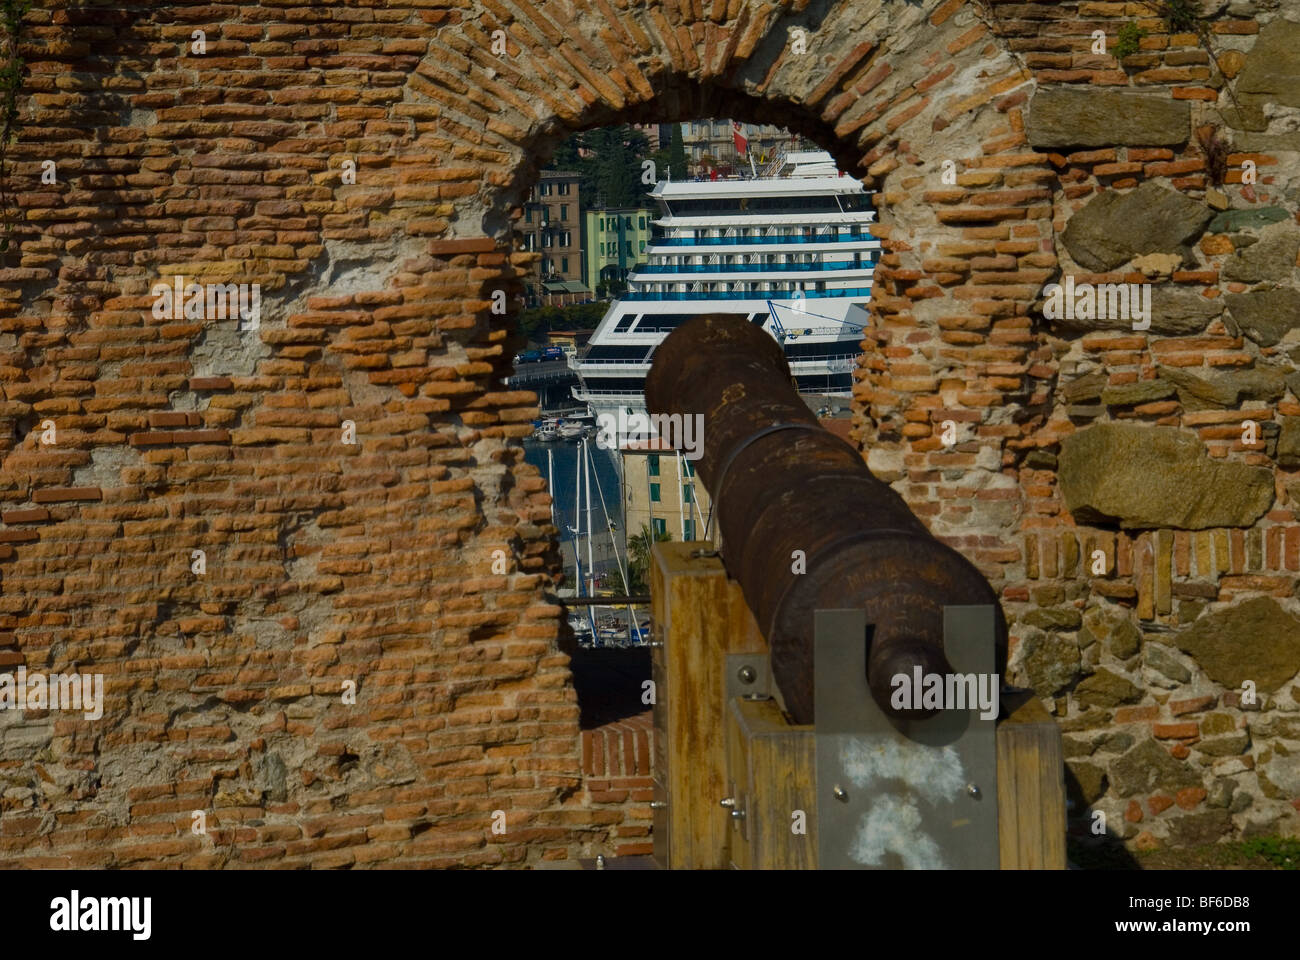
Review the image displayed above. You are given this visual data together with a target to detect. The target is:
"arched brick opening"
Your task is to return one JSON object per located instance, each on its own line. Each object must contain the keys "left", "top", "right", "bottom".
{"left": 1, "top": 0, "right": 1296, "bottom": 867}
{"left": 391, "top": 0, "right": 1049, "bottom": 860}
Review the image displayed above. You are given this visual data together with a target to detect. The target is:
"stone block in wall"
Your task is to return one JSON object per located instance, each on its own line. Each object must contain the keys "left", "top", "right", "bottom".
{"left": 1143, "top": 643, "right": 1194, "bottom": 688}
{"left": 1157, "top": 363, "right": 1290, "bottom": 409}
{"left": 1172, "top": 596, "right": 1300, "bottom": 693}
{"left": 1059, "top": 423, "right": 1274, "bottom": 530}
{"left": 1080, "top": 605, "right": 1141, "bottom": 660}
{"left": 1026, "top": 89, "right": 1190, "bottom": 149}
{"left": 1235, "top": 18, "right": 1300, "bottom": 109}
{"left": 1279, "top": 418, "right": 1300, "bottom": 469}
{"left": 1074, "top": 667, "right": 1143, "bottom": 708}
{"left": 1224, "top": 287, "right": 1300, "bottom": 347}
{"left": 1207, "top": 206, "right": 1290, "bottom": 233}
{"left": 1220, "top": 222, "right": 1300, "bottom": 284}
{"left": 1044, "top": 286, "right": 1223, "bottom": 336}
{"left": 1166, "top": 810, "right": 1233, "bottom": 846}
{"left": 1109, "top": 739, "right": 1203, "bottom": 798}
{"left": 1010, "top": 628, "right": 1081, "bottom": 697}
{"left": 1061, "top": 182, "right": 1212, "bottom": 272}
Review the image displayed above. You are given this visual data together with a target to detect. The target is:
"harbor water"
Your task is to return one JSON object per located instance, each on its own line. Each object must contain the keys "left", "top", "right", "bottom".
{"left": 522, "top": 438, "right": 625, "bottom": 584}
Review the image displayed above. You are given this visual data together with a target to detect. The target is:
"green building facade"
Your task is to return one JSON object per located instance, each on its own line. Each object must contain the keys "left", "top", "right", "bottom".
{"left": 583, "top": 207, "right": 655, "bottom": 295}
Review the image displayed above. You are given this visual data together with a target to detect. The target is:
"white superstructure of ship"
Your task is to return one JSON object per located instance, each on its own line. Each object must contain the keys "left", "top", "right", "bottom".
{"left": 573, "top": 150, "right": 880, "bottom": 425}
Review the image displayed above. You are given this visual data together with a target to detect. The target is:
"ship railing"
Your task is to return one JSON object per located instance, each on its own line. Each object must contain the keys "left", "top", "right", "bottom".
{"left": 654, "top": 233, "right": 877, "bottom": 247}
{"left": 623, "top": 287, "right": 873, "bottom": 301}
{"left": 632, "top": 260, "right": 865, "bottom": 273}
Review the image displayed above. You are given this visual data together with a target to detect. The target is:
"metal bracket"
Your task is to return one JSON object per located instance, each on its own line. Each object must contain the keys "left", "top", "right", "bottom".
{"left": 814, "top": 607, "right": 999, "bottom": 870}
{"left": 725, "top": 652, "right": 772, "bottom": 703}
{"left": 723, "top": 653, "right": 769, "bottom": 845}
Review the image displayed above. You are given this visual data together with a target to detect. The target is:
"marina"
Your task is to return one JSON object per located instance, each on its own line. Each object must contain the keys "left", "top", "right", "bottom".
{"left": 512, "top": 149, "right": 879, "bottom": 648}
{"left": 522, "top": 437, "right": 649, "bottom": 646}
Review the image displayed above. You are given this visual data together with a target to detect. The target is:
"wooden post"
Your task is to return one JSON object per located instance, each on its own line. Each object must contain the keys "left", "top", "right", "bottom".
{"left": 725, "top": 697, "right": 815, "bottom": 869}
{"left": 996, "top": 691, "right": 1067, "bottom": 869}
{"left": 649, "top": 542, "right": 764, "bottom": 869}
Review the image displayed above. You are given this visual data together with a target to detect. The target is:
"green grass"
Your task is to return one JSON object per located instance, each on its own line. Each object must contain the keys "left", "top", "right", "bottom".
{"left": 1239, "top": 837, "right": 1300, "bottom": 870}
{"left": 1070, "top": 835, "right": 1300, "bottom": 870}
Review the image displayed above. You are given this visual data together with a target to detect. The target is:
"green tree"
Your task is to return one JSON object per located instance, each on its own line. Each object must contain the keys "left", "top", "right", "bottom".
{"left": 584, "top": 124, "right": 650, "bottom": 208}
{"left": 549, "top": 130, "right": 582, "bottom": 170}
{"left": 543, "top": 125, "right": 658, "bottom": 208}
{"left": 666, "top": 122, "right": 687, "bottom": 180}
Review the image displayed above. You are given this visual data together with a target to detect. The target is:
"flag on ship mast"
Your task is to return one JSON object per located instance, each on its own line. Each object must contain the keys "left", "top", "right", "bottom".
{"left": 732, "top": 121, "right": 748, "bottom": 156}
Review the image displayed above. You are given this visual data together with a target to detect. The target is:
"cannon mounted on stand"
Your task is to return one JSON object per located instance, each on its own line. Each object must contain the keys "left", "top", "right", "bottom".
{"left": 642, "top": 315, "right": 1065, "bottom": 869}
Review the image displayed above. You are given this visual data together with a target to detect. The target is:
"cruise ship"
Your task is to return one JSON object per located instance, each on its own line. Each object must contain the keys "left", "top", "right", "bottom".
{"left": 573, "top": 150, "right": 880, "bottom": 424}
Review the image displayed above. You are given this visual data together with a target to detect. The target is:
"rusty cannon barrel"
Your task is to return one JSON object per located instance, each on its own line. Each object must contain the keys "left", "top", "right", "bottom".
{"left": 644, "top": 314, "right": 1007, "bottom": 726}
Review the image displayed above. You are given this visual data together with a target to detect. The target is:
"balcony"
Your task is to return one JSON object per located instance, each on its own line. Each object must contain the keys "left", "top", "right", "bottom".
{"left": 622, "top": 287, "right": 873, "bottom": 301}
{"left": 633, "top": 260, "right": 868, "bottom": 274}
{"left": 653, "top": 232, "right": 876, "bottom": 247}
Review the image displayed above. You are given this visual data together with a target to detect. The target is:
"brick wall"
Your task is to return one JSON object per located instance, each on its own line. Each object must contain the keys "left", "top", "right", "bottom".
{"left": 0, "top": 0, "right": 1295, "bottom": 867}
{"left": 581, "top": 712, "right": 654, "bottom": 858}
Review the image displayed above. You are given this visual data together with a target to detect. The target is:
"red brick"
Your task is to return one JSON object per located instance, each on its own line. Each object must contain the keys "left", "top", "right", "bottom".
{"left": 31, "top": 488, "right": 102, "bottom": 504}
{"left": 1169, "top": 696, "right": 1215, "bottom": 716}
{"left": 1114, "top": 706, "right": 1159, "bottom": 724}
{"left": 1148, "top": 795, "right": 1175, "bottom": 815}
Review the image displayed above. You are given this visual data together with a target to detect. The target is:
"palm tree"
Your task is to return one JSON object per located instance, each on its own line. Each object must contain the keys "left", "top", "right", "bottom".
{"left": 622, "top": 524, "right": 671, "bottom": 594}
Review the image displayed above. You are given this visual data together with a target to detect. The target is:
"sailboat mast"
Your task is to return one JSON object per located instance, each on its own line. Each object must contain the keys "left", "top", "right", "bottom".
{"left": 547, "top": 447, "right": 555, "bottom": 526}
{"left": 676, "top": 450, "right": 687, "bottom": 541}
{"left": 573, "top": 440, "right": 582, "bottom": 597}
{"left": 583, "top": 439, "right": 595, "bottom": 598}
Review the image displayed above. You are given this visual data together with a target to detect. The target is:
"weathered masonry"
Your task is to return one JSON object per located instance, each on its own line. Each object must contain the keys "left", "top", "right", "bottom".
{"left": 0, "top": 1, "right": 1297, "bottom": 867}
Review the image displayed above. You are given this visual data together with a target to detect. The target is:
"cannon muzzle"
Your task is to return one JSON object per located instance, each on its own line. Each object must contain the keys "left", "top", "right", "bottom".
{"left": 644, "top": 315, "right": 1007, "bottom": 725}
